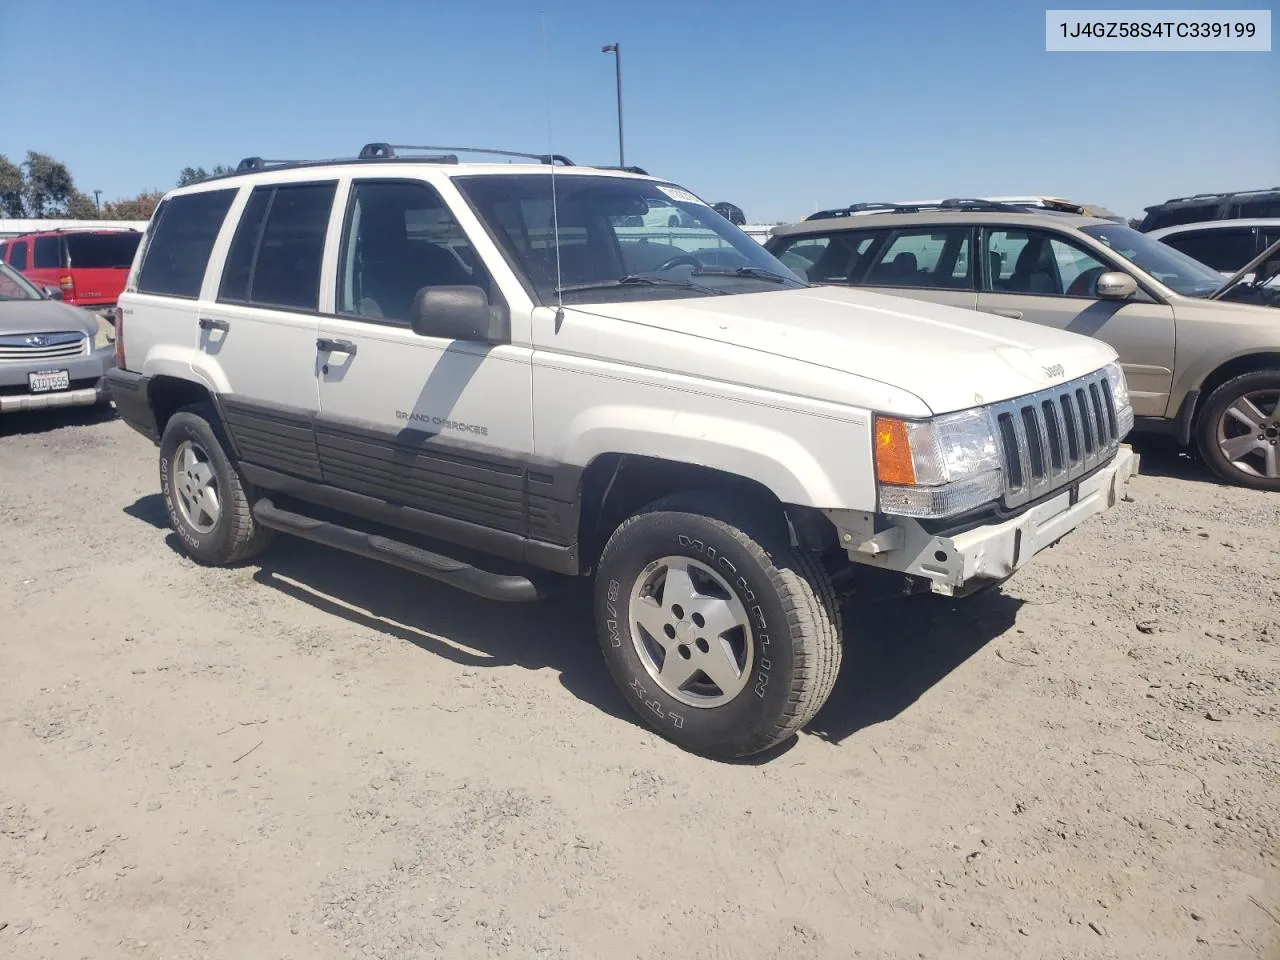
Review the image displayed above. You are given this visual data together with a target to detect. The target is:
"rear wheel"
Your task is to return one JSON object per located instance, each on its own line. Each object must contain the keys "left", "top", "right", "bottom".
{"left": 159, "top": 404, "right": 273, "bottom": 565}
{"left": 594, "top": 491, "right": 843, "bottom": 759}
{"left": 1195, "top": 370, "right": 1280, "bottom": 491}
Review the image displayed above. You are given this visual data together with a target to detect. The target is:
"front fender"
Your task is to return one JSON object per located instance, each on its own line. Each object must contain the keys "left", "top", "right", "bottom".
{"left": 560, "top": 404, "right": 876, "bottom": 510}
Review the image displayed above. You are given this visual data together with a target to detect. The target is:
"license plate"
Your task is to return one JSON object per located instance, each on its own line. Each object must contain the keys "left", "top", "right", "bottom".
{"left": 29, "top": 369, "right": 70, "bottom": 393}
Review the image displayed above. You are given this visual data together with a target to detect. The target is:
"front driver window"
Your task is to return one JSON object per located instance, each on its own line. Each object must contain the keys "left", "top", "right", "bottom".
{"left": 338, "top": 180, "right": 491, "bottom": 326}
{"left": 986, "top": 229, "right": 1108, "bottom": 297}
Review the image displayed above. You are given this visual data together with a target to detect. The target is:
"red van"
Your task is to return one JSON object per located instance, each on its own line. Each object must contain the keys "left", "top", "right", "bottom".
{"left": 0, "top": 228, "right": 142, "bottom": 312}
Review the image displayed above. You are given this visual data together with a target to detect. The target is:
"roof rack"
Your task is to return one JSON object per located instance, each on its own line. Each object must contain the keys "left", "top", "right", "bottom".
{"left": 596, "top": 164, "right": 649, "bottom": 175}
{"left": 1146, "top": 186, "right": 1280, "bottom": 210}
{"left": 357, "top": 143, "right": 575, "bottom": 165}
{"left": 4, "top": 225, "right": 142, "bottom": 237}
{"left": 203, "top": 144, "right": 647, "bottom": 185}
{"left": 234, "top": 157, "right": 302, "bottom": 173}
{"left": 805, "top": 198, "right": 1049, "bottom": 220}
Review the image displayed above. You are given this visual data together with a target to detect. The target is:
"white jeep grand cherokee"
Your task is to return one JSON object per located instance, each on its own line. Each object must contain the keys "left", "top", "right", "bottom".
{"left": 106, "top": 144, "right": 1138, "bottom": 759}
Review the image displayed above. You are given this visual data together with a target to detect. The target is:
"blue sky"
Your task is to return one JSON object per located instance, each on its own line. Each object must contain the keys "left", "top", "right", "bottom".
{"left": 2, "top": 0, "right": 1275, "bottom": 222}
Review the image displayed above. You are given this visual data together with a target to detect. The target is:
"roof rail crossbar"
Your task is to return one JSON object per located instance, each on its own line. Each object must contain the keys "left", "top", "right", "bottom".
{"left": 358, "top": 143, "right": 575, "bottom": 165}
{"left": 235, "top": 157, "right": 301, "bottom": 172}
{"left": 805, "top": 202, "right": 901, "bottom": 220}
{"left": 595, "top": 165, "right": 649, "bottom": 175}
{"left": 936, "top": 197, "right": 1023, "bottom": 210}
{"left": 356, "top": 143, "right": 458, "bottom": 163}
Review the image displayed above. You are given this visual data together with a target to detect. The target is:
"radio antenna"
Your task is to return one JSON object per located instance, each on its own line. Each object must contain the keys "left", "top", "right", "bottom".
{"left": 541, "top": 11, "right": 563, "bottom": 315}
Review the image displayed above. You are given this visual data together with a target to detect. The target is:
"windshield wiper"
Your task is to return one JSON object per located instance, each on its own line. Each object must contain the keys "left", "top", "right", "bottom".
{"left": 555, "top": 275, "right": 724, "bottom": 296}
{"left": 691, "top": 265, "right": 795, "bottom": 284}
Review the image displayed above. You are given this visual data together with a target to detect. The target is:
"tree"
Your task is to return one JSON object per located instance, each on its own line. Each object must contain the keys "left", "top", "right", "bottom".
{"left": 177, "top": 164, "right": 233, "bottom": 187}
{"left": 0, "top": 149, "right": 165, "bottom": 221}
{"left": 103, "top": 191, "right": 164, "bottom": 220}
{"left": 66, "top": 190, "right": 100, "bottom": 219}
{"left": 0, "top": 155, "right": 25, "bottom": 217}
{"left": 22, "top": 151, "right": 75, "bottom": 217}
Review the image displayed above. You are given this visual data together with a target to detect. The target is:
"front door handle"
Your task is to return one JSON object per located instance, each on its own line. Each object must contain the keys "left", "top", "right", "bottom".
{"left": 984, "top": 308, "right": 1023, "bottom": 320}
{"left": 316, "top": 337, "right": 357, "bottom": 355}
{"left": 198, "top": 317, "right": 230, "bottom": 331}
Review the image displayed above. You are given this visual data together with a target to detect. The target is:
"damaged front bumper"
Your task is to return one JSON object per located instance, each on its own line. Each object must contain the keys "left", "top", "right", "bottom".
{"left": 833, "top": 444, "right": 1140, "bottom": 597}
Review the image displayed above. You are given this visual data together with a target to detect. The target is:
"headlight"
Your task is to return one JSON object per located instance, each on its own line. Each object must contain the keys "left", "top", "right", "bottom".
{"left": 874, "top": 409, "right": 1004, "bottom": 518}
{"left": 1104, "top": 362, "right": 1135, "bottom": 438}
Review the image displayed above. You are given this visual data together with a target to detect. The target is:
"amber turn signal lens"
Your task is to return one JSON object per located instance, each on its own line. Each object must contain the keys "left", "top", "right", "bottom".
{"left": 874, "top": 415, "right": 917, "bottom": 485}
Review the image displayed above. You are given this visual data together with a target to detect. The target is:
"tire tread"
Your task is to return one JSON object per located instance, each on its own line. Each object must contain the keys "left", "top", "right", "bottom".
{"left": 1194, "top": 369, "right": 1280, "bottom": 491}
{"left": 604, "top": 490, "right": 843, "bottom": 756}
{"left": 165, "top": 403, "right": 273, "bottom": 565}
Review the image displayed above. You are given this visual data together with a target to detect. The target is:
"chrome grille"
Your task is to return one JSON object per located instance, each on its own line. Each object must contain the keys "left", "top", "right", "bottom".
{"left": 0, "top": 331, "right": 88, "bottom": 362}
{"left": 991, "top": 369, "right": 1121, "bottom": 509}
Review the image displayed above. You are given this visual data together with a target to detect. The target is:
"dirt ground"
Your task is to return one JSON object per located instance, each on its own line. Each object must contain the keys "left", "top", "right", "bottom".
{"left": 1, "top": 407, "right": 1277, "bottom": 960}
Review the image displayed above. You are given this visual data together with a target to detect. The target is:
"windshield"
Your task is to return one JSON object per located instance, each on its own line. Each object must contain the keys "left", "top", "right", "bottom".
{"left": 66, "top": 232, "right": 141, "bottom": 269}
{"left": 1080, "top": 224, "right": 1225, "bottom": 297}
{"left": 454, "top": 174, "right": 805, "bottom": 303}
{"left": 0, "top": 261, "right": 42, "bottom": 301}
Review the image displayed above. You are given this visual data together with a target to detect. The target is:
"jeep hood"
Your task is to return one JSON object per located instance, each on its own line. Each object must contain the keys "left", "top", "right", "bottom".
{"left": 574, "top": 286, "right": 1118, "bottom": 415}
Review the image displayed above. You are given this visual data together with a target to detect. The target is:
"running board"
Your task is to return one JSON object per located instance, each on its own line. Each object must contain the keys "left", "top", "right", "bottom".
{"left": 252, "top": 498, "right": 544, "bottom": 602}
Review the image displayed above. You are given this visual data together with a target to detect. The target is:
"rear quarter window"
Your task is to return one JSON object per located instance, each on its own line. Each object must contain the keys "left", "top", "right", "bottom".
{"left": 66, "top": 232, "right": 142, "bottom": 269}
{"left": 1232, "top": 199, "right": 1280, "bottom": 218}
{"left": 136, "top": 189, "right": 237, "bottom": 298}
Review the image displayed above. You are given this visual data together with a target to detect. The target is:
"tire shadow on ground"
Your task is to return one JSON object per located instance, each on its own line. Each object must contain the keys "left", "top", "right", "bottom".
{"left": 124, "top": 496, "right": 1028, "bottom": 758}
{"left": 1127, "top": 434, "right": 1222, "bottom": 484}
{"left": 245, "top": 533, "right": 634, "bottom": 727}
{"left": 805, "top": 589, "right": 1023, "bottom": 746}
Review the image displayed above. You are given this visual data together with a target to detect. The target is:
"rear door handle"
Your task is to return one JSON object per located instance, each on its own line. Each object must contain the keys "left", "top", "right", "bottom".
{"left": 316, "top": 337, "right": 357, "bottom": 355}
{"left": 984, "top": 308, "right": 1023, "bottom": 320}
{"left": 198, "top": 317, "right": 230, "bottom": 331}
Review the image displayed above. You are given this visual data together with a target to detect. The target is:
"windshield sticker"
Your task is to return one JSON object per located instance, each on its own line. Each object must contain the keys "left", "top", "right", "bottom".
{"left": 657, "top": 185, "right": 707, "bottom": 206}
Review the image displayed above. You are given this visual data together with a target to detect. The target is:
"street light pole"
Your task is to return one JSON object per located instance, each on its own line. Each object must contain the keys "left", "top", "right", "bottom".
{"left": 93, "top": 190, "right": 101, "bottom": 214}
{"left": 601, "top": 42, "right": 624, "bottom": 167}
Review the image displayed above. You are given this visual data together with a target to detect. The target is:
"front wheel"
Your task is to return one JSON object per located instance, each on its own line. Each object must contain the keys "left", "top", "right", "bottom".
{"left": 594, "top": 492, "right": 843, "bottom": 759}
{"left": 1195, "top": 370, "right": 1280, "bottom": 491}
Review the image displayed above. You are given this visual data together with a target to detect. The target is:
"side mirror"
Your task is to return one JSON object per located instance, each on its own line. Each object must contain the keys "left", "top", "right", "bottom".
{"left": 409, "top": 285, "right": 509, "bottom": 343}
{"left": 1095, "top": 271, "right": 1137, "bottom": 300}
{"left": 42, "top": 285, "right": 64, "bottom": 300}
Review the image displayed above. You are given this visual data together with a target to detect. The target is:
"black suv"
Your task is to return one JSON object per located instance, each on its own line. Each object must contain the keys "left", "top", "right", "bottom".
{"left": 1138, "top": 187, "right": 1280, "bottom": 232}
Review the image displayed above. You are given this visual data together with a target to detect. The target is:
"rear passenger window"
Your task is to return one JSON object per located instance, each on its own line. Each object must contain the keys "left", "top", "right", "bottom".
{"left": 770, "top": 232, "right": 878, "bottom": 283}
{"left": 10, "top": 241, "right": 28, "bottom": 270}
{"left": 33, "top": 235, "right": 62, "bottom": 268}
{"left": 136, "top": 189, "right": 236, "bottom": 298}
{"left": 0, "top": 243, "right": 8, "bottom": 262}
{"left": 859, "top": 227, "right": 973, "bottom": 289}
{"left": 218, "top": 182, "right": 336, "bottom": 311}
{"left": 218, "top": 189, "right": 271, "bottom": 303}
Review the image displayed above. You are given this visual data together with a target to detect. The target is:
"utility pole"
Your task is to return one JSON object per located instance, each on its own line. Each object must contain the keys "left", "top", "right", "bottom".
{"left": 93, "top": 190, "right": 102, "bottom": 214}
{"left": 601, "top": 42, "right": 624, "bottom": 167}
